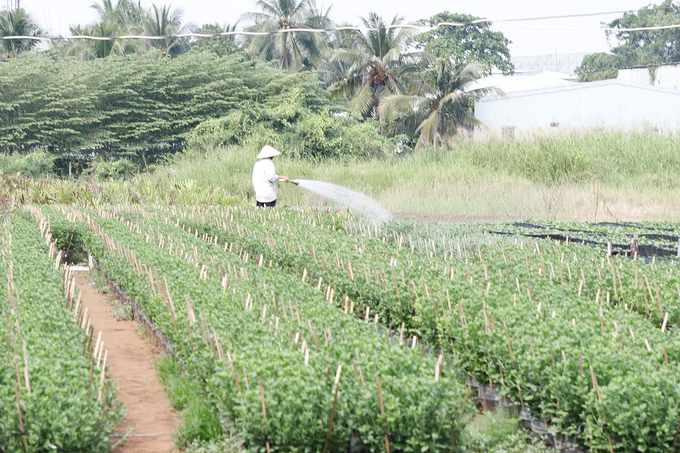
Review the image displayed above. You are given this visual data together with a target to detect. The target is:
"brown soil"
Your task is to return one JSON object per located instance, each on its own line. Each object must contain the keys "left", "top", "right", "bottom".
{"left": 74, "top": 272, "right": 179, "bottom": 453}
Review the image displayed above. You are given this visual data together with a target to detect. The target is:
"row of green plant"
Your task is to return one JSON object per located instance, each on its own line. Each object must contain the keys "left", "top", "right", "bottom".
{"left": 42, "top": 204, "right": 472, "bottom": 452}
{"left": 0, "top": 210, "right": 122, "bottom": 452}
{"left": 0, "top": 173, "right": 239, "bottom": 209}
{"left": 153, "top": 205, "right": 680, "bottom": 452}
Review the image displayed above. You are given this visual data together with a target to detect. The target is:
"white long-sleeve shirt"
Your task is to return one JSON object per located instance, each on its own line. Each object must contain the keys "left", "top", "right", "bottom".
{"left": 252, "top": 158, "right": 279, "bottom": 203}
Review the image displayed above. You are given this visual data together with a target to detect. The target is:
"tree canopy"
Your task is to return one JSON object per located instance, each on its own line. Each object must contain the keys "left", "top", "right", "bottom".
{"left": 574, "top": 52, "right": 620, "bottom": 81}
{"left": 606, "top": 0, "right": 680, "bottom": 67}
{"left": 410, "top": 12, "right": 514, "bottom": 75}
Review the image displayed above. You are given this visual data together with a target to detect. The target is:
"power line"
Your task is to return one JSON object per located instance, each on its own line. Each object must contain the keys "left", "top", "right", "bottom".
{"left": 3, "top": 10, "right": 680, "bottom": 42}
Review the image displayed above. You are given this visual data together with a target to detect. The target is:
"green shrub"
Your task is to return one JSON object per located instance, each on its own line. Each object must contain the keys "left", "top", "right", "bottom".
{"left": 94, "top": 159, "right": 137, "bottom": 180}
{"left": 189, "top": 109, "right": 393, "bottom": 160}
{"left": 0, "top": 150, "right": 56, "bottom": 177}
{"left": 285, "top": 112, "right": 392, "bottom": 160}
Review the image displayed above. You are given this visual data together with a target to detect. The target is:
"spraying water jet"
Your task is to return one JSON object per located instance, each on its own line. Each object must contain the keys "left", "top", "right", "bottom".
{"left": 285, "top": 179, "right": 392, "bottom": 224}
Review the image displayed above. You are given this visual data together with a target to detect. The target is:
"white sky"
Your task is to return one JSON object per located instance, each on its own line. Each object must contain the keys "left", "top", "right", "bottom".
{"left": 20, "top": 0, "right": 653, "bottom": 57}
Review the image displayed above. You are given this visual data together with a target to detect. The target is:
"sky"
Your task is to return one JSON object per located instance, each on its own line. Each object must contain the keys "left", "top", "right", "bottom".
{"left": 19, "top": 0, "right": 655, "bottom": 57}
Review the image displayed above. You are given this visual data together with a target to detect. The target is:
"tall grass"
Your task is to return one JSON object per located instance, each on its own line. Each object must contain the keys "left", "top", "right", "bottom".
{"left": 140, "top": 131, "right": 680, "bottom": 221}
{"left": 464, "top": 131, "right": 680, "bottom": 188}
{"left": 5, "top": 131, "right": 678, "bottom": 221}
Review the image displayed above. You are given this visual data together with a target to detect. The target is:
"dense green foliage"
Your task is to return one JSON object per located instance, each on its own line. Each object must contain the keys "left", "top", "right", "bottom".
{"left": 574, "top": 53, "right": 620, "bottom": 82}
{"left": 606, "top": 0, "right": 680, "bottom": 67}
{"left": 0, "top": 151, "right": 56, "bottom": 177}
{"left": 41, "top": 205, "right": 472, "bottom": 451}
{"left": 579, "top": 1, "right": 680, "bottom": 78}
{"left": 171, "top": 205, "right": 680, "bottom": 451}
{"left": 189, "top": 109, "right": 393, "bottom": 160}
{"left": 0, "top": 211, "right": 122, "bottom": 452}
{"left": 0, "top": 50, "right": 340, "bottom": 172}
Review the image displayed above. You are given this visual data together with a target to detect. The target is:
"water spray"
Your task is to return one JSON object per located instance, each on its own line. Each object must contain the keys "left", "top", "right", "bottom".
{"left": 284, "top": 179, "right": 392, "bottom": 224}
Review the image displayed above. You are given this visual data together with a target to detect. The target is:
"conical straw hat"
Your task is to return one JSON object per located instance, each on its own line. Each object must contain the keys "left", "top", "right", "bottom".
{"left": 257, "top": 145, "right": 281, "bottom": 159}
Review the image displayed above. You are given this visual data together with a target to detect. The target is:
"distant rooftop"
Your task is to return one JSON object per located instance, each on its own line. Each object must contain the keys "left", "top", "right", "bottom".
{"left": 470, "top": 71, "right": 577, "bottom": 94}
{"left": 511, "top": 53, "right": 586, "bottom": 75}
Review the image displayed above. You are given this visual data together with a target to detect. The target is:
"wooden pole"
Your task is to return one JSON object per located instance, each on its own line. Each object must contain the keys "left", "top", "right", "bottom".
{"left": 259, "top": 377, "right": 271, "bottom": 453}
{"left": 377, "top": 376, "right": 391, "bottom": 453}
{"left": 14, "top": 381, "right": 28, "bottom": 450}
{"left": 97, "top": 350, "right": 108, "bottom": 402}
{"left": 322, "top": 365, "right": 342, "bottom": 453}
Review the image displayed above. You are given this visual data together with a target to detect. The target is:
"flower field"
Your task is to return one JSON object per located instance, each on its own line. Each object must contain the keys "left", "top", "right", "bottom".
{"left": 0, "top": 209, "right": 122, "bottom": 452}
{"left": 3, "top": 204, "right": 680, "bottom": 452}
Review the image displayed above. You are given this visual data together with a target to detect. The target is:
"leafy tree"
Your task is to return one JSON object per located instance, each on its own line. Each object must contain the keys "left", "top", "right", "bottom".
{"left": 606, "top": 0, "right": 680, "bottom": 67}
{"left": 0, "top": 7, "right": 44, "bottom": 58}
{"left": 379, "top": 59, "right": 497, "bottom": 149}
{"left": 410, "top": 12, "right": 514, "bottom": 75}
{"left": 242, "top": 0, "right": 332, "bottom": 70}
{"left": 0, "top": 54, "right": 100, "bottom": 157}
{"left": 329, "top": 12, "right": 418, "bottom": 119}
{"left": 191, "top": 23, "right": 243, "bottom": 56}
{"left": 574, "top": 52, "right": 620, "bottom": 81}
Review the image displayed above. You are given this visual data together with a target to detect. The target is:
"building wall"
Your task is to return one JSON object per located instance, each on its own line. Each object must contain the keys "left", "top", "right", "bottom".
{"left": 474, "top": 81, "right": 680, "bottom": 138}
{"left": 617, "top": 65, "right": 680, "bottom": 90}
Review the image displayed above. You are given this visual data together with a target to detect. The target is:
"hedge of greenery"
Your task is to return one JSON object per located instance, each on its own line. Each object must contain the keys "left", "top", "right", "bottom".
{"left": 0, "top": 50, "right": 393, "bottom": 176}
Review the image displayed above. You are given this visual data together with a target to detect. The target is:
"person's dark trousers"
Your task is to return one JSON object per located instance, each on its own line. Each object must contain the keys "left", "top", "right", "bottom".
{"left": 256, "top": 200, "right": 276, "bottom": 207}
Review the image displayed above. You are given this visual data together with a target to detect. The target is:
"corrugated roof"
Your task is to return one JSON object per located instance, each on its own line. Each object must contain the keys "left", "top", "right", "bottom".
{"left": 470, "top": 71, "right": 577, "bottom": 93}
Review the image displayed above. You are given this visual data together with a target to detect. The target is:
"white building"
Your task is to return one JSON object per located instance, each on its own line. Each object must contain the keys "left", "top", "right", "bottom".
{"left": 617, "top": 64, "right": 680, "bottom": 90}
{"left": 474, "top": 75, "right": 680, "bottom": 138}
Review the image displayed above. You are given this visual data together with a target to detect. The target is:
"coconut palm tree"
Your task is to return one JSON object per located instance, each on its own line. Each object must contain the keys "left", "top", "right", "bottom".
{"left": 328, "top": 12, "right": 418, "bottom": 120}
{"left": 64, "top": 0, "right": 146, "bottom": 59}
{"left": 242, "top": 0, "right": 331, "bottom": 70}
{"left": 379, "top": 58, "right": 500, "bottom": 150}
{"left": 143, "top": 4, "right": 192, "bottom": 57}
{"left": 0, "top": 8, "right": 44, "bottom": 58}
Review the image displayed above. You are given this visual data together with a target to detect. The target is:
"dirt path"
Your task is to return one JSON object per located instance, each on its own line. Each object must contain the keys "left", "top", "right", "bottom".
{"left": 74, "top": 272, "right": 179, "bottom": 453}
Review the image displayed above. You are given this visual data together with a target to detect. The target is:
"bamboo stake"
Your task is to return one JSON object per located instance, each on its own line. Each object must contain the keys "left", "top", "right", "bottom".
{"left": 377, "top": 376, "right": 391, "bottom": 453}
{"left": 503, "top": 323, "right": 515, "bottom": 368}
{"left": 22, "top": 340, "right": 30, "bottom": 395}
{"left": 14, "top": 381, "right": 28, "bottom": 449}
{"left": 322, "top": 365, "right": 342, "bottom": 453}
{"left": 259, "top": 377, "right": 271, "bottom": 453}
{"left": 97, "top": 350, "right": 108, "bottom": 402}
{"left": 434, "top": 355, "right": 444, "bottom": 382}
{"left": 457, "top": 300, "right": 467, "bottom": 327}
{"left": 654, "top": 280, "right": 664, "bottom": 317}
{"left": 226, "top": 350, "right": 241, "bottom": 393}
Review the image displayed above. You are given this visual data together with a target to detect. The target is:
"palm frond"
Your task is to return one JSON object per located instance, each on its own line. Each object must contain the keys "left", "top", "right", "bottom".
{"left": 348, "top": 83, "right": 376, "bottom": 117}
{"left": 415, "top": 108, "right": 440, "bottom": 150}
{"left": 378, "top": 94, "right": 427, "bottom": 119}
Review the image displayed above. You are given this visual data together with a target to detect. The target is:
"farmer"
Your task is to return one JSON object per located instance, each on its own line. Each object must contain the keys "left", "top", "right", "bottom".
{"left": 252, "top": 145, "right": 291, "bottom": 207}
